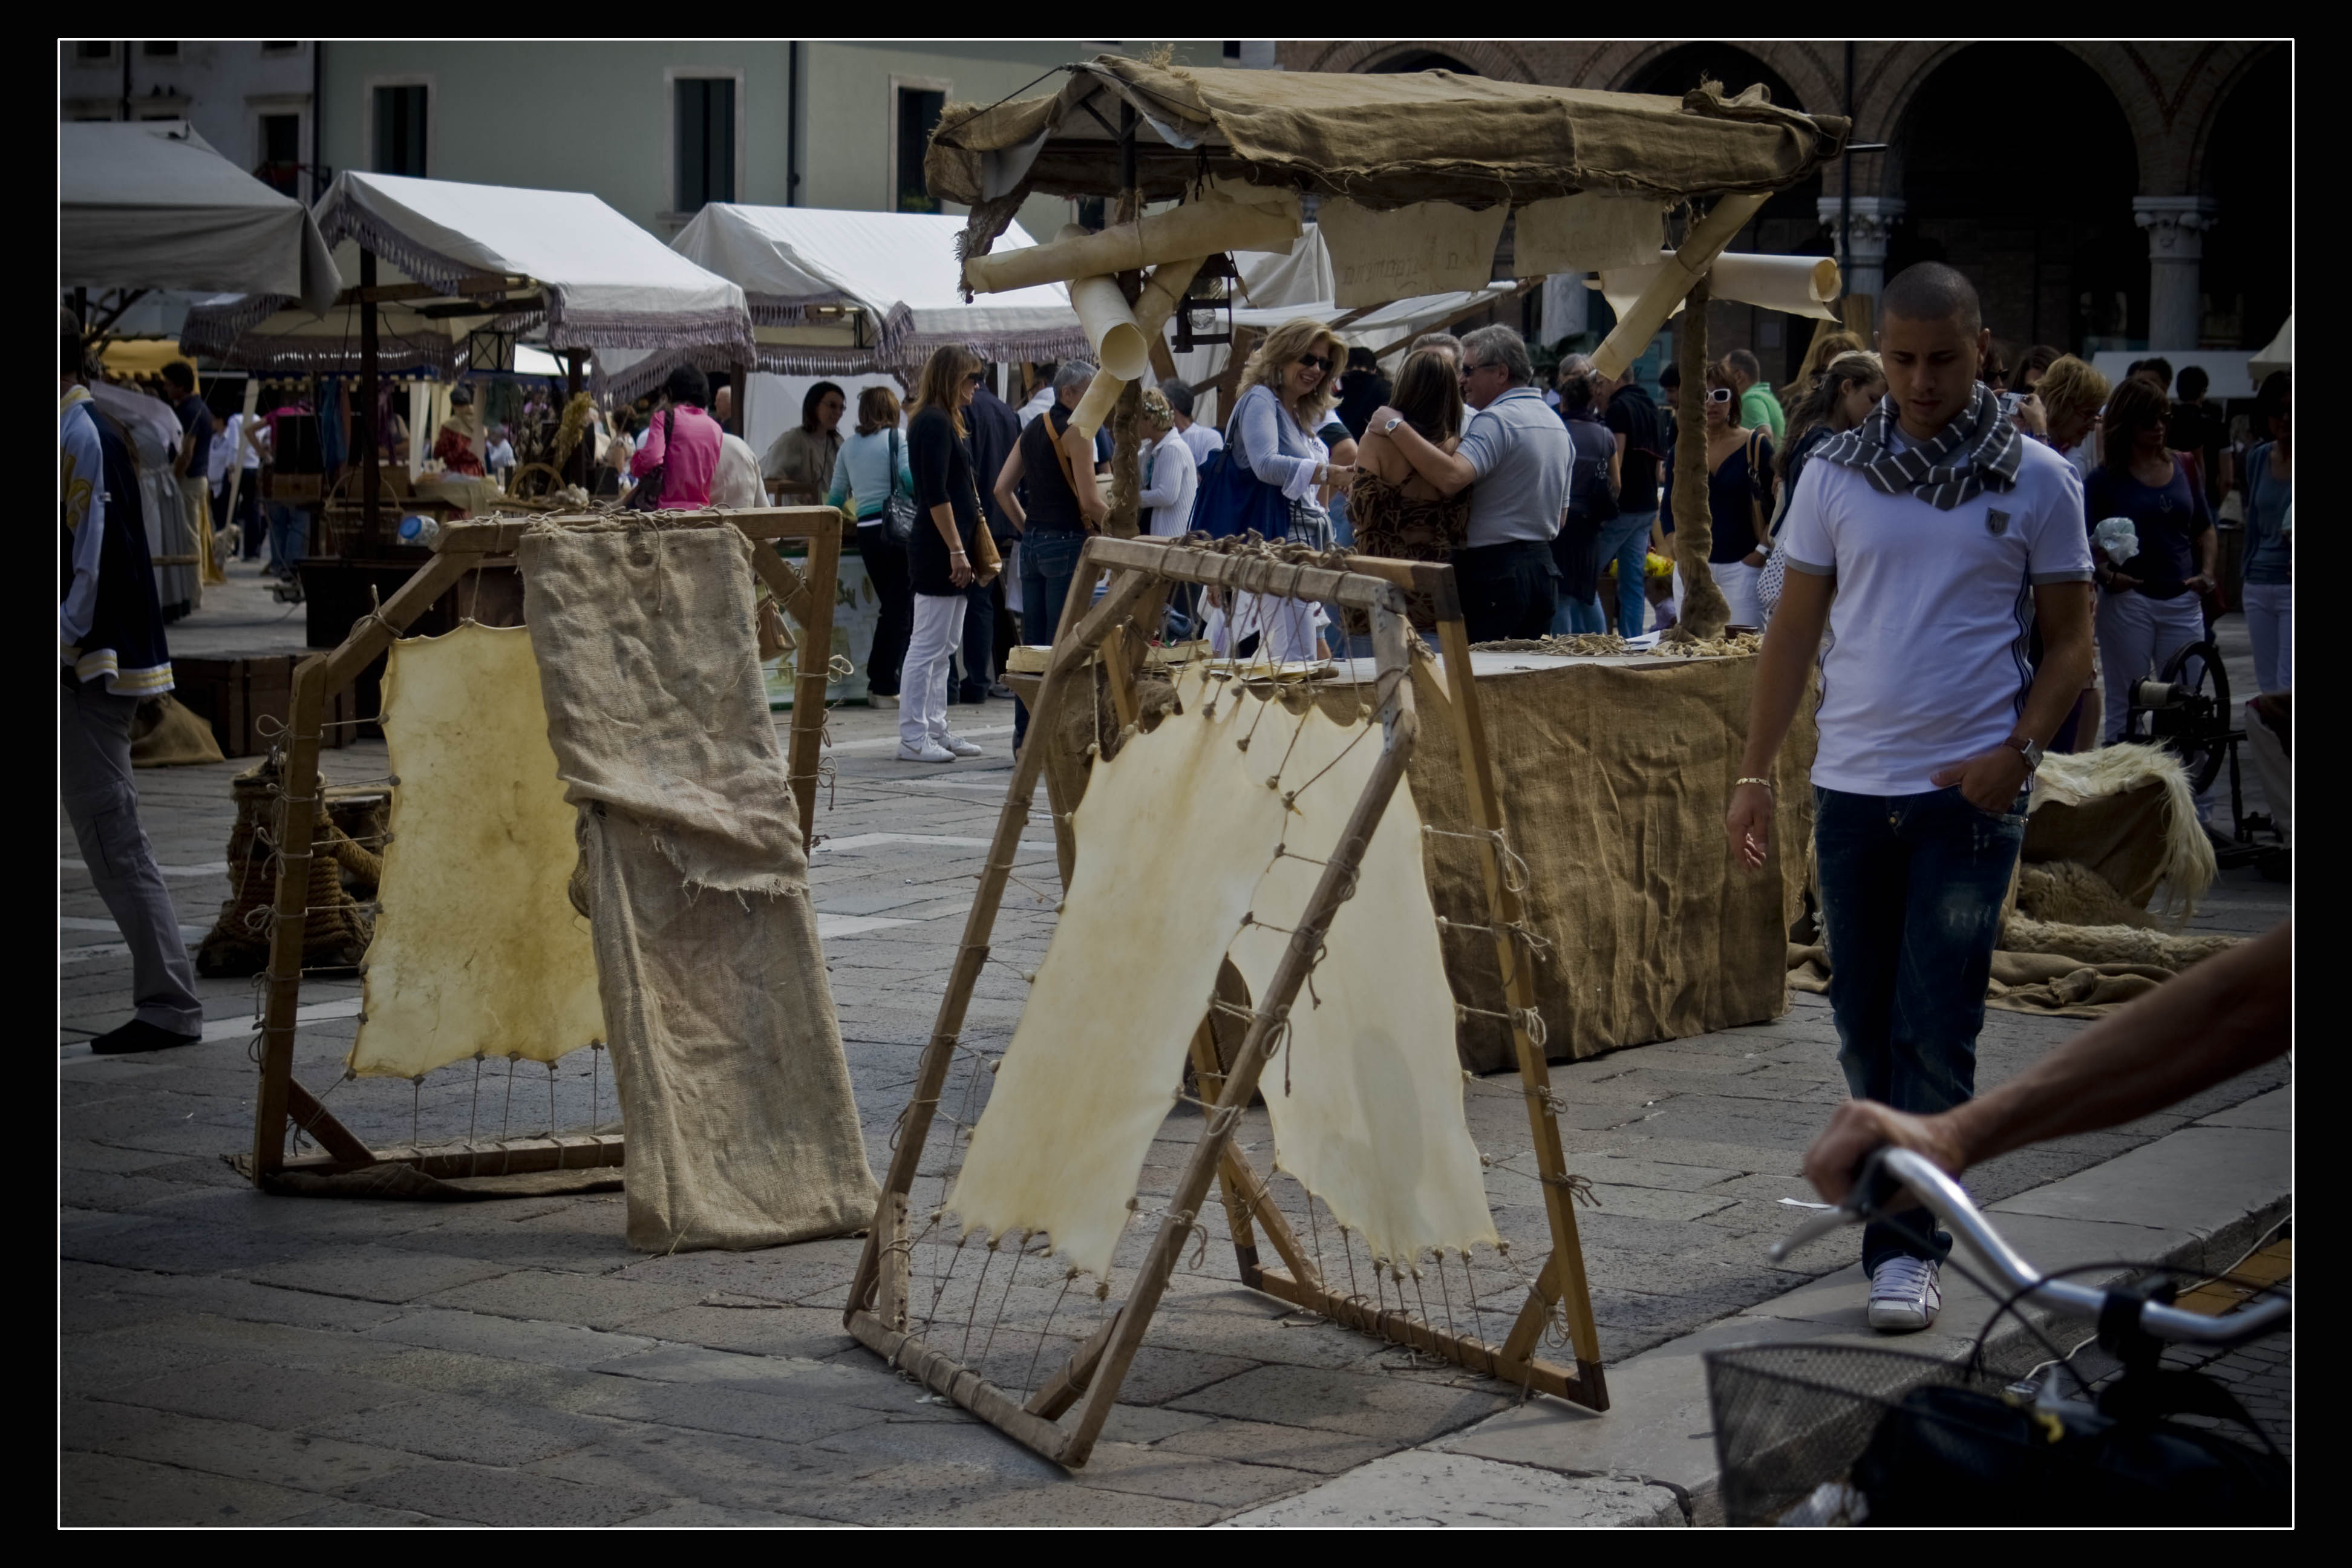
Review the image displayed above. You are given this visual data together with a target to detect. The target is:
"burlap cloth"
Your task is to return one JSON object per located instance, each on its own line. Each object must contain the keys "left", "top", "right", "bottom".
{"left": 520, "top": 518, "right": 877, "bottom": 1252}
{"left": 1047, "top": 648, "right": 1813, "bottom": 1069}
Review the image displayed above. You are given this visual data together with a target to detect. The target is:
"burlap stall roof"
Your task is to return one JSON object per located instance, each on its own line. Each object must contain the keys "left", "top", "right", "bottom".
{"left": 927, "top": 60, "right": 1846, "bottom": 214}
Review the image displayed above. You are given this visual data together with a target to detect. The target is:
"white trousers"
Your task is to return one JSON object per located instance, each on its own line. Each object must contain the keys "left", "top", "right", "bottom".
{"left": 901, "top": 592, "right": 968, "bottom": 748}
{"left": 1716, "top": 559, "right": 1763, "bottom": 630}
{"left": 1670, "top": 561, "right": 1761, "bottom": 629}
{"left": 2242, "top": 581, "right": 2292, "bottom": 694}
{"left": 2096, "top": 589, "right": 2205, "bottom": 745}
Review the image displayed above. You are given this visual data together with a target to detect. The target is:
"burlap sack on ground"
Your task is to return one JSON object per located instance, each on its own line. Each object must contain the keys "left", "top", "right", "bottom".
{"left": 519, "top": 518, "right": 877, "bottom": 1252}
{"left": 1043, "top": 650, "right": 1812, "bottom": 1069}
{"left": 1788, "top": 909, "right": 2236, "bottom": 1021}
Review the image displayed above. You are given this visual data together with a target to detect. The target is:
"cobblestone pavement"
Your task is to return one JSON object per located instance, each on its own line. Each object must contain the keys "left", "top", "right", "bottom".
{"left": 58, "top": 566, "right": 2290, "bottom": 1525}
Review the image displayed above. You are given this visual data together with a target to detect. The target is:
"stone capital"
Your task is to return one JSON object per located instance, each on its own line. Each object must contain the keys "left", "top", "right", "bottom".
{"left": 2134, "top": 195, "right": 2220, "bottom": 260}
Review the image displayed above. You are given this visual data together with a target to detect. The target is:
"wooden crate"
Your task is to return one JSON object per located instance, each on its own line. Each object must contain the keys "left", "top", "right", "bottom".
{"left": 174, "top": 653, "right": 356, "bottom": 757}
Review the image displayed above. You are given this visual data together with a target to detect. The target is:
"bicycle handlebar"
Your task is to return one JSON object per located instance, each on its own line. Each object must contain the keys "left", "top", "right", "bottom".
{"left": 1770, "top": 1147, "right": 2288, "bottom": 1348}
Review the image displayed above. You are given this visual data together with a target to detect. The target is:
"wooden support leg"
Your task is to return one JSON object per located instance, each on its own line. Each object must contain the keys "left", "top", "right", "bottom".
{"left": 1433, "top": 610, "right": 1606, "bottom": 1382}
{"left": 251, "top": 658, "right": 329, "bottom": 1175}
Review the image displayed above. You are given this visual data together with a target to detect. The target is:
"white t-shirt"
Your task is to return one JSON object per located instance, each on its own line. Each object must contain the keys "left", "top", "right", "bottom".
{"left": 1777, "top": 431, "right": 2092, "bottom": 796}
{"left": 1177, "top": 419, "right": 1224, "bottom": 465}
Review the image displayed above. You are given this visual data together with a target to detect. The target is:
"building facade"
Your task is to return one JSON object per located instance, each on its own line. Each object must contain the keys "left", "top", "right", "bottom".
{"left": 1284, "top": 40, "right": 2290, "bottom": 370}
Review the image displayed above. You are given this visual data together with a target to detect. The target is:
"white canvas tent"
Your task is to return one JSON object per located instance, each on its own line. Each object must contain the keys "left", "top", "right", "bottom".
{"left": 62, "top": 120, "right": 341, "bottom": 313}
{"left": 2249, "top": 315, "right": 2292, "bottom": 387}
{"left": 182, "top": 172, "right": 751, "bottom": 400}
{"left": 669, "top": 204, "right": 1087, "bottom": 376}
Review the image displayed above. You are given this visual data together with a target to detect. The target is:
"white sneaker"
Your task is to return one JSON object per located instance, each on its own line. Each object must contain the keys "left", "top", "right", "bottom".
{"left": 939, "top": 733, "right": 984, "bottom": 757}
{"left": 1866, "top": 1256, "right": 1941, "bottom": 1333}
{"left": 869, "top": 693, "right": 900, "bottom": 709}
{"left": 897, "top": 740, "right": 955, "bottom": 763}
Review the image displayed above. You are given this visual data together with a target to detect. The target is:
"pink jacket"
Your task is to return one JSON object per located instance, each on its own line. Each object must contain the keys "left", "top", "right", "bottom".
{"left": 630, "top": 404, "right": 722, "bottom": 508}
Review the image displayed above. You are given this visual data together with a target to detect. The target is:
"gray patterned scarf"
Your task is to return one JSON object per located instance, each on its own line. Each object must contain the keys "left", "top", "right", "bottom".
{"left": 1813, "top": 382, "right": 2022, "bottom": 511}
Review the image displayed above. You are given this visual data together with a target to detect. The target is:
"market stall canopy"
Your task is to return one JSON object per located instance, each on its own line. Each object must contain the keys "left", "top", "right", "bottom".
{"left": 928, "top": 59, "right": 1847, "bottom": 269}
{"left": 181, "top": 172, "right": 751, "bottom": 399}
{"left": 2249, "top": 314, "right": 2292, "bottom": 385}
{"left": 61, "top": 120, "right": 341, "bottom": 313}
{"left": 669, "top": 204, "right": 1087, "bottom": 375}
{"left": 1218, "top": 224, "right": 1516, "bottom": 354}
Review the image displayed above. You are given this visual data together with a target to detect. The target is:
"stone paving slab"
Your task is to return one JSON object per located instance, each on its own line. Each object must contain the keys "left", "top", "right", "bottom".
{"left": 57, "top": 597, "right": 2288, "bottom": 1524}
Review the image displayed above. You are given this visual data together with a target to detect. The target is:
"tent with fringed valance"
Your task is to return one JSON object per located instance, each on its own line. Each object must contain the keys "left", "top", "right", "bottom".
{"left": 668, "top": 205, "right": 1085, "bottom": 377}
{"left": 181, "top": 171, "right": 752, "bottom": 402}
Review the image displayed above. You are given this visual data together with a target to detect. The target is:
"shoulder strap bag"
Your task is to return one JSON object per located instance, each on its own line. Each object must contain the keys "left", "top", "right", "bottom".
{"left": 1187, "top": 392, "right": 1295, "bottom": 541}
{"left": 881, "top": 428, "right": 920, "bottom": 546}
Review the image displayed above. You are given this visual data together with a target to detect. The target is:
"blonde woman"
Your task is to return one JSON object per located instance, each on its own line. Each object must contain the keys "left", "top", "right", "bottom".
{"left": 1136, "top": 386, "right": 1197, "bottom": 539}
{"left": 1215, "top": 318, "right": 1351, "bottom": 660}
{"left": 898, "top": 346, "right": 992, "bottom": 763}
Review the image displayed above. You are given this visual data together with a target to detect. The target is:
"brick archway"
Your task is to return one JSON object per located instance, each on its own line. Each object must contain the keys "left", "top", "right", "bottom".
{"left": 1293, "top": 39, "right": 1539, "bottom": 82}
{"left": 2180, "top": 41, "right": 2289, "bottom": 194}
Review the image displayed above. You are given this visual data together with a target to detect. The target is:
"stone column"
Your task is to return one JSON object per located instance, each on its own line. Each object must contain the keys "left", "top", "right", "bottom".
{"left": 2134, "top": 196, "right": 2218, "bottom": 351}
{"left": 1817, "top": 195, "right": 1904, "bottom": 302}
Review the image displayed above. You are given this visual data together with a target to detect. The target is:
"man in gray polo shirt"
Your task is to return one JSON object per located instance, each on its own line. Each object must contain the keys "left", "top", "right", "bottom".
{"left": 1371, "top": 324, "right": 1572, "bottom": 641}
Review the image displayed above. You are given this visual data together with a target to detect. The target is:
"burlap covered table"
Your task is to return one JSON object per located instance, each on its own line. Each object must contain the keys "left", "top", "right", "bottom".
{"left": 1029, "top": 647, "right": 1812, "bottom": 1070}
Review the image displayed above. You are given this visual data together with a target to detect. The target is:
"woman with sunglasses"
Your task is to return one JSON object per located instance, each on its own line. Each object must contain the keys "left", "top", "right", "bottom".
{"left": 1661, "top": 361, "right": 1775, "bottom": 628}
{"left": 1216, "top": 318, "right": 1354, "bottom": 660}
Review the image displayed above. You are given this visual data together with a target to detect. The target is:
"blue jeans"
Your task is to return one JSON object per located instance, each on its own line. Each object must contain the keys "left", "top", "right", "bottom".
{"left": 1595, "top": 509, "right": 1656, "bottom": 635}
{"left": 266, "top": 502, "right": 309, "bottom": 577}
{"left": 1814, "top": 784, "right": 2028, "bottom": 1273}
{"left": 1015, "top": 529, "right": 1089, "bottom": 748}
{"left": 1550, "top": 593, "right": 1607, "bottom": 635}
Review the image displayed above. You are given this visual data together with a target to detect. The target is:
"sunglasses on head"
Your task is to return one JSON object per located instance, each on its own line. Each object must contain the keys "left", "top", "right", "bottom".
{"left": 1297, "top": 353, "right": 1333, "bottom": 373}
{"left": 1706, "top": 387, "right": 1734, "bottom": 403}
{"left": 964, "top": 371, "right": 985, "bottom": 385}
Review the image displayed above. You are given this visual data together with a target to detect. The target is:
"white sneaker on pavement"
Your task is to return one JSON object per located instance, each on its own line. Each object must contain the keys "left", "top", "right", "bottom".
{"left": 940, "top": 733, "right": 984, "bottom": 757}
{"left": 897, "top": 740, "right": 956, "bottom": 763}
{"left": 1866, "top": 1256, "right": 1941, "bottom": 1333}
{"left": 870, "top": 693, "right": 900, "bottom": 709}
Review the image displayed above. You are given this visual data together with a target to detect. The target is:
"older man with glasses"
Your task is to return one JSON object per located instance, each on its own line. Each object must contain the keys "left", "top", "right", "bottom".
{"left": 1371, "top": 324, "right": 1573, "bottom": 642}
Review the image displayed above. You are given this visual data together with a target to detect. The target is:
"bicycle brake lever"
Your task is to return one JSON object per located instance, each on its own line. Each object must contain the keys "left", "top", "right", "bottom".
{"left": 1768, "top": 1201, "right": 1862, "bottom": 1263}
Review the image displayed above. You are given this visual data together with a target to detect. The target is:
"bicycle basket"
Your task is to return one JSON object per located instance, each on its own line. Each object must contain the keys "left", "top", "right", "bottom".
{"left": 1707, "top": 1344, "right": 2290, "bottom": 1526}
{"left": 1705, "top": 1344, "right": 1970, "bottom": 1526}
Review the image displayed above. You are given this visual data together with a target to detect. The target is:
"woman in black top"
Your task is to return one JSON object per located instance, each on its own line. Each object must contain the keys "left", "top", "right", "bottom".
{"left": 898, "top": 346, "right": 990, "bottom": 763}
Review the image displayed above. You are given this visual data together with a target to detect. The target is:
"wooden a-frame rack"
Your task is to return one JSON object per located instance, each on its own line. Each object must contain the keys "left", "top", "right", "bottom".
{"left": 238, "top": 506, "right": 843, "bottom": 1186}
{"left": 842, "top": 536, "right": 1608, "bottom": 1469}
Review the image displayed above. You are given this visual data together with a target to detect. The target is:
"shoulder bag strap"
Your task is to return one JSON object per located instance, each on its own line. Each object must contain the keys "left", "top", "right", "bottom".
{"left": 1043, "top": 410, "right": 1084, "bottom": 502}
{"left": 887, "top": 428, "right": 902, "bottom": 496}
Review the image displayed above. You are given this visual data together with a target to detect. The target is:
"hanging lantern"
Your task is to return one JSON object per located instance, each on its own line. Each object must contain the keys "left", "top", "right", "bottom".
{"left": 1172, "top": 252, "right": 1240, "bottom": 353}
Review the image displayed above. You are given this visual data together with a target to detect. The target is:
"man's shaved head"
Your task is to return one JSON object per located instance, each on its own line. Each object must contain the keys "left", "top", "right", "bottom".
{"left": 1880, "top": 263, "right": 1982, "bottom": 335}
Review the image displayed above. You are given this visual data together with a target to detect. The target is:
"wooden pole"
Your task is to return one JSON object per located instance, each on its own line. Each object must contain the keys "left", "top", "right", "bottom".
{"left": 1430, "top": 606, "right": 1606, "bottom": 1390}
{"left": 786, "top": 524, "right": 839, "bottom": 849}
{"left": 360, "top": 249, "right": 381, "bottom": 546}
{"left": 1668, "top": 275, "right": 1728, "bottom": 642}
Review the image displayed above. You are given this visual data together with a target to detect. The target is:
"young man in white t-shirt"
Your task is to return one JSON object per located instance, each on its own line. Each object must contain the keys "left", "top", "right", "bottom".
{"left": 1726, "top": 263, "right": 2094, "bottom": 1333}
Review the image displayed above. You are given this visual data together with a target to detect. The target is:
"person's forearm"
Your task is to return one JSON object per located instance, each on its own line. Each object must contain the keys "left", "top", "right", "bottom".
{"left": 2014, "top": 626, "right": 2091, "bottom": 746}
{"left": 1386, "top": 422, "right": 1474, "bottom": 494}
{"left": 1736, "top": 607, "right": 1817, "bottom": 777}
{"left": 995, "top": 484, "right": 1027, "bottom": 531}
{"left": 2200, "top": 531, "right": 2218, "bottom": 577}
{"left": 1941, "top": 924, "right": 2290, "bottom": 1169}
{"left": 929, "top": 502, "right": 961, "bottom": 549}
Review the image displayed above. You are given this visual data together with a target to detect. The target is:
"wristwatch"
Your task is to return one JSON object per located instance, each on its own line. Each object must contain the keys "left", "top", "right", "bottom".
{"left": 1382, "top": 416, "right": 1404, "bottom": 434}
{"left": 2002, "top": 734, "right": 2044, "bottom": 772}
